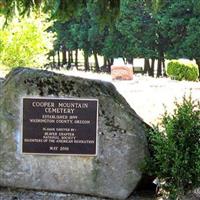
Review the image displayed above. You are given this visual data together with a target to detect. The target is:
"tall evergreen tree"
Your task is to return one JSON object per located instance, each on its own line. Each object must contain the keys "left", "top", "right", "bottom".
{"left": 0, "top": 0, "right": 120, "bottom": 25}
{"left": 117, "top": 0, "right": 158, "bottom": 76}
{"left": 159, "top": 0, "right": 200, "bottom": 77}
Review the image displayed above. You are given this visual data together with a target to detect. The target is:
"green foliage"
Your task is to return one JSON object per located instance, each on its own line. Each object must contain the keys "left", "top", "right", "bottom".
{"left": 2, "top": 0, "right": 200, "bottom": 77}
{"left": 50, "top": 19, "right": 78, "bottom": 52}
{"left": 117, "top": 0, "right": 158, "bottom": 59}
{"left": 146, "top": 96, "right": 200, "bottom": 199}
{"left": 0, "top": 0, "right": 120, "bottom": 25}
{"left": 159, "top": 0, "right": 200, "bottom": 75}
{"left": 50, "top": 2, "right": 108, "bottom": 55}
{"left": 167, "top": 61, "right": 199, "bottom": 81}
{"left": 0, "top": 16, "right": 54, "bottom": 68}
{"left": 102, "top": 26, "right": 127, "bottom": 59}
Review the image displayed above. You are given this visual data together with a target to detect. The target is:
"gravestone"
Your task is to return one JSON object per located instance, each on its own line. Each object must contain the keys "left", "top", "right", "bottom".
{"left": 111, "top": 58, "right": 133, "bottom": 80}
{"left": 0, "top": 67, "right": 149, "bottom": 200}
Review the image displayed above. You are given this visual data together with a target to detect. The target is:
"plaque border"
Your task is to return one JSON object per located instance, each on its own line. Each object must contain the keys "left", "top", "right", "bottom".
{"left": 21, "top": 96, "right": 98, "bottom": 156}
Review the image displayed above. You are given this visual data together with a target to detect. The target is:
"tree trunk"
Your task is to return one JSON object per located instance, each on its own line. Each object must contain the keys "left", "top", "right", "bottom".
{"left": 144, "top": 58, "right": 150, "bottom": 75}
{"left": 57, "top": 50, "right": 61, "bottom": 67}
{"left": 149, "top": 58, "right": 155, "bottom": 77}
{"left": 62, "top": 45, "right": 67, "bottom": 66}
{"left": 127, "top": 57, "right": 133, "bottom": 64}
{"left": 157, "top": 58, "right": 162, "bottom": 77}
{"left": 111, "top": 58, "right": 114, "bottom": 65}
{"left": 75, "top": 49, "right": 78, "bottom": 70}
{"left": 84, "top": 51, "right": 89, "bottom": 71}
{"left": 67, "top": 50, "right": 71, "bottom": 69}
{"left": 52, "top": 54, "right": 56, "bottom": 69}
{"left": 103, "top": 57, "right": 107, "bottom": 67}
{"left": 157, "top": 50, "right": 165, "bottom": 77}
{"left": 94, "top": 53, "right": 100, "bottom": 72}
{"left": 107, "top": 58, "right": 113, "bottom": 73}
{"left": 162, "top": 59, "right": 166, "bottom": 77}
{"left": 71, "top": 51, "right": 74, "bottom": 63}
{"left": 100, "top": 57, "right": 107, "bottom": 72}
{"left": 195, "top": 59, "right": 200, "bottom": 79}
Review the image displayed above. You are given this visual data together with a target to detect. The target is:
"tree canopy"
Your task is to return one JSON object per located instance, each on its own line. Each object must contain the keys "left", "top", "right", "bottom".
{"left": 1, "top": 0, "right": 200, "bottom": 78}
{"left": 0, "top": 0, "right": 120, "bottom": 24}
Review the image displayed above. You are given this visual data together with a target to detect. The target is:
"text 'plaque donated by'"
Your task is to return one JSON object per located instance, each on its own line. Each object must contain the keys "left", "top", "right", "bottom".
{"left": 22, "top": 97, "right": 98, "bottom": 155}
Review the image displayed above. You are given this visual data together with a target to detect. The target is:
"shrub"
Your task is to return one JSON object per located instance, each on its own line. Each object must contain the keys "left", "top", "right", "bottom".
{"left": 145, "top": 96, "right": 200, "bottom": 199}
{"left": 167, "top": 61, "right": 199, "bottom": 81}
{"left": 0, "top": 15, "right": 54, "bottom": 68}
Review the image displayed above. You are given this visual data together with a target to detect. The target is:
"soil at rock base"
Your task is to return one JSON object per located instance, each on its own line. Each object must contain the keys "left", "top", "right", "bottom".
{"left": 0, "top": 187, "right": 199, "bottom": 200}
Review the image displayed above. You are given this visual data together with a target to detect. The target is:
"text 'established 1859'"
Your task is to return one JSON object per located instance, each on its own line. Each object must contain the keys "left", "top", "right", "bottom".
{"left": 22, "top": 97, "right": 98, "bottom": 155}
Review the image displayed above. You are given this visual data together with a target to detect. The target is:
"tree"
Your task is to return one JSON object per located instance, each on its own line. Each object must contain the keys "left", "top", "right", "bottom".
{"left": 185, "top": 18, "right": 200, "bottom": 75}
{"left": 50, "top": 19, "right": 78, "bottom": 68}
{"left": 0, "top": 0, "right": 120, "bottom": 25}
{"left": 158, "top": 0, "right": 200, "bottom": 77}
{"left": 117, "top": 0, "right": 158, "bottom": 76}
{"left": 87, "top": 1, "right": 108, "bottom": 72}
{"left": 0, "top": 15, "right": 54, "bottom": 68}
{"left": 102, "top": 25, "right": 128, "bottom": 69}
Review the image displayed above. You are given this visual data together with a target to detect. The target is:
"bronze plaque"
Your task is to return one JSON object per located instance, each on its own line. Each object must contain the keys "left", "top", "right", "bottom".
{"left": 22, "top": 97, "right": 98, "bottom": 155}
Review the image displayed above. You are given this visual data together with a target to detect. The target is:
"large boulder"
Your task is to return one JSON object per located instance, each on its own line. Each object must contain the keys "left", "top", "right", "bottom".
{"left": 0, "top": 67, "right": 149, "bottom": 200}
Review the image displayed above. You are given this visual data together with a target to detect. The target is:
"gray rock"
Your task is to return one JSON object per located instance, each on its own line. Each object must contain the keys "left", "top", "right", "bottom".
{"left": 0, "top": 78, "right": 4, "bottom": 83}
{"left": 0, "top": 67, "right": 149, "bottom": 200}
{"left": 0, "top": 78, "right": 4, "bottom": 97}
